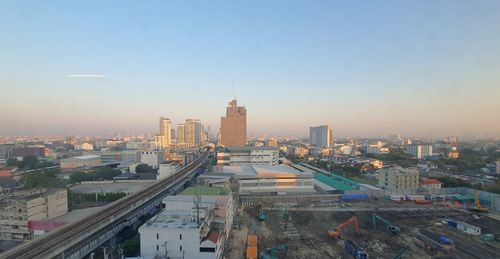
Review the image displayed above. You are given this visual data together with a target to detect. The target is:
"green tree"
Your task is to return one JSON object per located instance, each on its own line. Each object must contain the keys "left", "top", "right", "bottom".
{"left": 122, "top": 239, "right": 140, "bottom": 256}
{"left": 19, "top": 155, "right": 39, "bottom": 170}
{"left": 7, "top": 158, "right": 19, "bottom": 167}
{"left": 22, "top": 170, "right": 68, "bottom": 189}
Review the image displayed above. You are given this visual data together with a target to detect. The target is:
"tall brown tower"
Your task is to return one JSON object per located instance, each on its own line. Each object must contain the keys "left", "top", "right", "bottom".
{"left": 220, "top": 99, "right": 246, "bottom": 147}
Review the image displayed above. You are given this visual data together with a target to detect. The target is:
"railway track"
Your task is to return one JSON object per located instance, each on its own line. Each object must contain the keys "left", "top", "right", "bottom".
{"left": 0, "top": 151, "right": 209, "bottom": 259}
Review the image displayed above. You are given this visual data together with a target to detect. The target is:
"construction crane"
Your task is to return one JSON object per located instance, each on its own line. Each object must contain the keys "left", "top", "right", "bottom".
{"left": 328, "top": 216, "right": 360, "bottom": 238}
{"left": 371, "top": 213, "right": 400, "bottom": 235}
{"left": 468, "top": 190, "right": 488, "bottom": 213}
{"left": 259, "top": 244, "right": 288, "bottom": 259}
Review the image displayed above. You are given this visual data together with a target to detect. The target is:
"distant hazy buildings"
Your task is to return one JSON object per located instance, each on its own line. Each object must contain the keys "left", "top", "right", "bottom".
{"left": 405, "top": 144, "right": 433, "bottom": 159}
{"left": 378, "top": 167, "right": 419, "bottom": 194}
{"left": 267, "top": 138, "right": 278, "bottom": 147}
{"left": 309, "top": 125, "right": 333, "bottom": 148}
{"left": 220, "top": 100, "right": 247, "bottom": 147}
{"left": 73, "top": 143, "right": 93, "bottom": 151}
{"left": 365, "top": 141, "right": 389, "bottom": 154}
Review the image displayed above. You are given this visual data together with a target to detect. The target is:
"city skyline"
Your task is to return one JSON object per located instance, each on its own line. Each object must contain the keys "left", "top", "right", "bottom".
{"left": 1, "top": 1, "right": 500, "bottom": 138}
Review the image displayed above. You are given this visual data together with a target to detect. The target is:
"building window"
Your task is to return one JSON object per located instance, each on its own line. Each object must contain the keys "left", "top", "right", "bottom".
{"left": 179, "top": 234, "right": 182, "bottom": 240}
{"left": 157, "top": 245, "right": 159, "bottom": 251}
{"left": 180, "top": 245, "right": 182, "bottom": 251}
{"left": 157, "top": 233, "right": 159, "bottom": 239}
{"left": 200, "top": 247, "right": 216, "bottom": 253}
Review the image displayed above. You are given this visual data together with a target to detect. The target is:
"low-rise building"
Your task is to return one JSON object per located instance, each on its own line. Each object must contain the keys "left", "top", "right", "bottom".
{"left": 73, "top": 143, "right": 93, "bottom": 151}
{"left": 83, "top": 150, "right": 138, "bottom": 167}
{"left": 139, "top": 187, "right": 233, "bottom": 259}
{"left": 419, "top": 178, "right": 442, "bottom": 191}
{"left": 216, "top": 147, "right": 279, "bottom": 166}
{"left": 140, "top": 150, "right": 164, "bottom": 169}
{"left": 0, "top": 189, "right": 68, "bottom": 240}
{"left": 60, "top": 155, "right": 101, "bottom": 169}
{"left": 378, "top": 167, "right": 419, "bottom": 194}
{"left": 222, "top": 165, "right": 315, "bottom": 195}
{"left": 293, "top": 147, "right": 309, "bottom": 158}
{"left": 370, "top": 159, "right": 383, "bottom": 169}
{"left": 158, "top": 161, "right": 181, "bottom": 180}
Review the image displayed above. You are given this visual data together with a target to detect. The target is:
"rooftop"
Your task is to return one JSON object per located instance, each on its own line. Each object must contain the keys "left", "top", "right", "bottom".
{"left": 219, "top": 146, "right": 279, "bottom": 152}
{"left": 181, "top": 186, "right": 230, "bottom": 196}
{"left": 143, "top": 210, "right": 199, "bottom": 229}
{"left": 71, "top": 155, "right": 101, "bottom": 160}
{"left": 222, "top": 165, "right": 313, "bottom": 179}
{"left": 420, "top": 178, "right": 443, "bottom": 185}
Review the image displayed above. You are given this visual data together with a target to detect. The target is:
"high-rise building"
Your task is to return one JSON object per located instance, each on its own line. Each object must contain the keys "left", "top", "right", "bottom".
{"left": 177, "top": 124, "right": 186, "bottom": 145}
{"left": 159, "top": 117, "right": 172, "bottom": 148}
{"left": 220, "top": 100, "right": 247, "bottom": 147}
{"left": 309, "top": 125, "right": 334, "bottom": 148}
{"left": 405, "top": 144, "right": 433, "bottom": 159}
{"left": 185, "top": 119, "right": 203, "bottom": 148}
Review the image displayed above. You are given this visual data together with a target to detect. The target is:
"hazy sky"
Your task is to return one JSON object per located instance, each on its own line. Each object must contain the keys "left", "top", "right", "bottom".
{"left": 1, "top": 1, "right": 499, "bottom": 138}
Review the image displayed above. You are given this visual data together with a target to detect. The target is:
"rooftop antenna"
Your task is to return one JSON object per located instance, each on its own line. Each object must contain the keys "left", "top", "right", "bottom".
{"left": 232, "top": 80, "right": 236, "bottom": 100}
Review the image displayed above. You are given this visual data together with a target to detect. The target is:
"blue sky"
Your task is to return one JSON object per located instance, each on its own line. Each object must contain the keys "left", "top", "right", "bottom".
{"left": 1, "top": 1, "right": 499, "bottom": 137}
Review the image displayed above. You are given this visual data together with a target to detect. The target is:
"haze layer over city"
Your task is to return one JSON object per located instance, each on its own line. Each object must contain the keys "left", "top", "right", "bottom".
{"left": 1, "top": 1, "right": 500, "bottom": 259}
{"left": 1, "top": 1, "right": 499, "bottom": 138}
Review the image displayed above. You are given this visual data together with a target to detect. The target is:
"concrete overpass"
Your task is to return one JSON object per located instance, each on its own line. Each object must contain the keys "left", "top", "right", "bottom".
{"left": 0, "top": 151, "right": 209, "bottom": 259}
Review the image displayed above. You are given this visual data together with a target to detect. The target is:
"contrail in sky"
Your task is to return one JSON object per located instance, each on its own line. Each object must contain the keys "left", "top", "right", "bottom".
{"left": 66, "top": 74, "right": 107, "bottom": 78}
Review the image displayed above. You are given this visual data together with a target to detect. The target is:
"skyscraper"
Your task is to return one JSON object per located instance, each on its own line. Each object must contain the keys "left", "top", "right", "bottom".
{"left": 177, "top": 123, "right": 186, "bottom": 145}
{"left": 220, "top": 99, "right": 247, "bottom": 147}
{"left": 159, "top": 117, "right": 172, "bottom": 148}
{"left": 309, "top": 125, "right": 334, "bottom": 148}
{"left": 185, "top": 119, "right": 203, "bottom": 148}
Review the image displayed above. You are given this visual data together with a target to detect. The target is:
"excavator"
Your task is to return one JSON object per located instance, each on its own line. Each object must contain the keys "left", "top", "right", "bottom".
{"left": 468, "top": 190, "right": 488, "bottom": 213}
{"left": 328, "top": 216, "right": 360, "bottom": 238}
{"left": 372, "top": 213, "right": 400, "bottom": 235}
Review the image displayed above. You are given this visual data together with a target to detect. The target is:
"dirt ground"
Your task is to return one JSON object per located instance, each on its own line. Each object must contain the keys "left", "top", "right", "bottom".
{"left": 228, "top": 203, "right": 500, "bottom": 259}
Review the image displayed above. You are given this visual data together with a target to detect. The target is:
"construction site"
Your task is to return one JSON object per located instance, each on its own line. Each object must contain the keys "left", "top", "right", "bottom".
{"left": 226, "top": 197, "right": 500, "bottom": 259}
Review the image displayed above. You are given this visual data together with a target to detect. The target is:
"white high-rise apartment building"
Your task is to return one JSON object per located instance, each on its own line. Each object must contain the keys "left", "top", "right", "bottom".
{"left": 309, "top": 125, "right": 334, "bottom": 148}
{"left": 185, "top": 119, "right": 203, "bottom": 148}
{"left": 159, "top": 117, "right": 172, "bottom": 148}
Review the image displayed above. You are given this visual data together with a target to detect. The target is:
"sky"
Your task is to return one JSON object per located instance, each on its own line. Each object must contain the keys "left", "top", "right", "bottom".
{"left": 1, "top": 1, "right": 499, "bottom": 138}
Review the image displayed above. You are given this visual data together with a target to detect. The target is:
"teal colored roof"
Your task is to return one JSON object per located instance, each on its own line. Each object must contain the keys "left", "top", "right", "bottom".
{"left": 329, "top": 172, "right": 360, "bottom": 187}
{"left": 452, "top": 194, "right": 474, "bottom": 201}
{"left": 314, "top": 173, "right": 357, "bottom": 191}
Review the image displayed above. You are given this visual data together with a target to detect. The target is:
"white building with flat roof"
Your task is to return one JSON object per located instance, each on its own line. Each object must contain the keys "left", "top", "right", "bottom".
{"left": 140, "top": 150, "right": 164, "bottom": 169}
{"left": 216, "top": 147, "right": 279, "bottom": 166}
{"left": 158, "top": 161, "right": 180, "bottom": 180}
{"left": 139, "top": 189, "right": 233, "bottom": 259}
{"left": 222, "top": 165, "right": 315, "bottom": 195}
{"left": 60, "top": 155, "right": 101, "bottom": 169}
